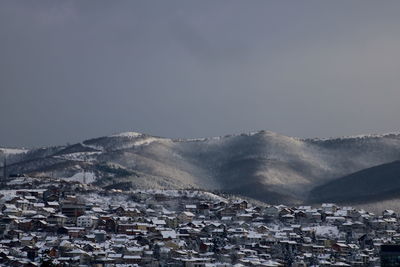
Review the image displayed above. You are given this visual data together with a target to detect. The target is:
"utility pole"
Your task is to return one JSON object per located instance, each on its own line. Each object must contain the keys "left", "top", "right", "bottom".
{"left": 83, "top": 170, "right": 86, "bottom": 184}
{"left": 2, "top": 156, "right": 7, "bottom": 187}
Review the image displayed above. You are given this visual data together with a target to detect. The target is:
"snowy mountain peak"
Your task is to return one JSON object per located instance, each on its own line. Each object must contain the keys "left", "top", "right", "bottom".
{"left": 110, "top": 131, "right": 143, "bottom": 138}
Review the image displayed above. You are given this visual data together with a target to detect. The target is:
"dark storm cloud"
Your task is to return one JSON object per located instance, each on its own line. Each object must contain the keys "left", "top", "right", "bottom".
{"left": 1, "top": 1, "right": 400, "bottom": 147}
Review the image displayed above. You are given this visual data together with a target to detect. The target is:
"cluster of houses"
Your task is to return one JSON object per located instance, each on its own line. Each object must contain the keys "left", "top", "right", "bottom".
{"left": 0, "top": 176, "right": 398, "bottom": 266}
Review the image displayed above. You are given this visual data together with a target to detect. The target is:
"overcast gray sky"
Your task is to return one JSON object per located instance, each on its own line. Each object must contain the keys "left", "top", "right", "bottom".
{"left": 1, "top": 1, "right": 400, "bottom": 147}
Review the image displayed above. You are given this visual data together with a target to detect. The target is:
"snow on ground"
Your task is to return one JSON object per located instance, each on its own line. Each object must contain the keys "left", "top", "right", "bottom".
{"left": 0, "top": 148, "right": 28, "bottom": 155}
{"left": 111, "top": 133, "right": 171, "bottom": 149}
{"left": 310, "top": 225, "right": 340, "bottom": 238}
{"left": 81, "top": 193, "right": 129, "bottom": 209}
{"left": 80, "top": 142, "right": 104, "bottom": 152}
{"left": 54, "top": 152, "right": 101, "bottom": 162}
{"left": 0, "top": 190, "right": 18, "bottom": 201}
{"left": 132, "top": 137, "right": 165, "bottom": 146}
{"left": 62, "top": 172, "right": 97, "bottom": 184}
{"left": 6, "top": 177, "right": 36, "bottom": 186}
{"left": 112, "top": 132, "right": 142, "bottom": 138}
{"left": 306, "top": 131, "right": 400, "bottom": 141}
{"left": 132, "top": 189, "right": 227, "bottom": 202}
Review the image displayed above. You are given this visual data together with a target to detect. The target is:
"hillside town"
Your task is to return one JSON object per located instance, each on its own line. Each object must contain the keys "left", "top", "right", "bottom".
{"left": 0, "top": 176, "right": 399, "bottom": 266}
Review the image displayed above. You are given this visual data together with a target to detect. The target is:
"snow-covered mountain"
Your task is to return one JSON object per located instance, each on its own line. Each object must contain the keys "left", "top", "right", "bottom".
{"left": 2, "top": 130, "right": 400, "bottom": 204}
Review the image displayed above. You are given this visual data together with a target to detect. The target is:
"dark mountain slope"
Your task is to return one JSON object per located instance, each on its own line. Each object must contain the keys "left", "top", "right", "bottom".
{"left": 309, "top": 161, "right": 400, "bottom": 203}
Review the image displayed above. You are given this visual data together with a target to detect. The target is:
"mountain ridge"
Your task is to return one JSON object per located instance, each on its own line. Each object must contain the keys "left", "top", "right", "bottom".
{"left": 2, "top": 130, "right": 400, "bottom": 205}
{"left": 309, "top": 160, "right": 400, "bottom": 203}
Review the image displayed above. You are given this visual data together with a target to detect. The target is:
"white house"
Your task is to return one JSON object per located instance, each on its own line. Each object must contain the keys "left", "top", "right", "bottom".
{"left": 76, "top": 215, "right": 97, "bottom": 228}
